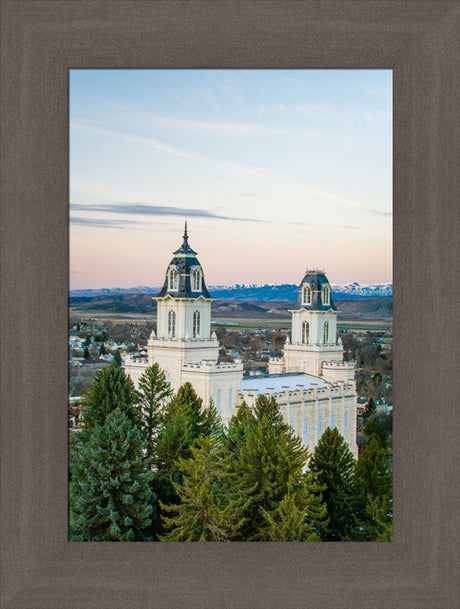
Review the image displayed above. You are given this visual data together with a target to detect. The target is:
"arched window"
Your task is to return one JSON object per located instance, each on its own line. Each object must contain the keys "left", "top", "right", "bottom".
{"left": 302, "top": 321, "right": 310, "bottom": 344}
{"left": 323, "top": 321, "right": 329, "bottom": 344}
{"left": 317, "top": 415, "right": 322, "bottom": 441}
{"left": 303, "top": 420, "right": 308, "bottom": 446}
{"left": 322, "top": 285, "right": 330, "bottom": 305}
{"left": 302, "top": 284, "right": 312, "bottom": 305}
{"left": 192, "top": 269, "right": 201, "bottom": 291}
{"left": 168, "top": 267, "right": 178, "bottom": 290}
{"left": 331, "top": 413, "right": 336, "bottom": 430}
{"left": 216, "top": 389, "right": 221, "bottom": 412}
{"left": 228, "top": 388, "right": 233, "bottom": 410}
{"left": 168, "top": 310, "right": 176, "bottom": 338}
{"left": 344, "top": 412, "right": 348, "bottom": 438}
{"left": 192, "top": 310, "right": 200, "bottom": 338}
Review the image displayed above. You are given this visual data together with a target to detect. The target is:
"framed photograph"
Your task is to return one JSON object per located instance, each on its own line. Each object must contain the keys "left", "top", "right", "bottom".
{"left": 1, "top": 1, "right": 458, "bottom": 608}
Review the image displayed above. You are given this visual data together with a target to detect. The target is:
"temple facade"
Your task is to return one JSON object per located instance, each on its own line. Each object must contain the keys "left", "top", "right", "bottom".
{"left": 124, "top": 227, "right": 358, "bottom": 456}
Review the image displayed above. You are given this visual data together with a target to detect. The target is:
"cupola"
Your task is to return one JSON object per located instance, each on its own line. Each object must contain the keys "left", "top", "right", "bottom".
{"left": 157, "top": 222, "right": 212, "bottom": 299}
{"left": 294, "top": 269, "right": 337, "bottom": 311}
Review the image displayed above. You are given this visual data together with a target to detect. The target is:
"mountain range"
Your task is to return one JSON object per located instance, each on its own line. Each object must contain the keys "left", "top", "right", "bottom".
{"left": 69, "top": 282, "right": 393, "bottom": 301}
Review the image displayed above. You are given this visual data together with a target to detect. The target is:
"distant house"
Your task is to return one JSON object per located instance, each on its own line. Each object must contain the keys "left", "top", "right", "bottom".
{"left": 79, "top": 358, "right": 110, "bottom": 370}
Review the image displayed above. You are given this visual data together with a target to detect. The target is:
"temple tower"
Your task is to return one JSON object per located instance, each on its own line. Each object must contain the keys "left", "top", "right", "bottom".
{"left": 283, "top": 269, "right": 354, "bottom": 382}
{"left": 147, "top": 223, "right": 220, "bottom": 388}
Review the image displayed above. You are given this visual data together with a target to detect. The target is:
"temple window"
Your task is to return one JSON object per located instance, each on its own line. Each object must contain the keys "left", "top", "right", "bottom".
{"left": 193, "top": 310, "right": 200, "bottom": 338}
{"left": 331, "top": 413, "right": 336, "bottom": 430}
{"left": 168, "top": 310, "right": 176, "bottom": 338}
{"left": 168, "top": 267, "right": 178, "bottom": 290}
{"left": 323, "top": 321, "right": 329, "bottom": 344}
{"left": 192, "top": 269, "right": 201, "bottom": 291}
{"left": 303, "top": 420, "right": 308, "bottom": 445}
{"left": 302, "top": 321, "right": 310, "bottom": 344}
{"left": 302, "top": 284, "right": 312, "bottom": 305}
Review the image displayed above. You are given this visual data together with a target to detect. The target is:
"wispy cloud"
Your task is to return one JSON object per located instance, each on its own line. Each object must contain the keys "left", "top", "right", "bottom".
{"left": 71, "top": 121, "right": 271, "bottom": 177}
{"left": 109, "top": 104, "right": 300, "bottom": 137}
{"left": 70, "top": 217, "right": 144, "bottom": 229}
{"left": 70, "top": 202, "right": 264, "bottom": 223}
{"left": 71, "top": 121, "right": 391, "bottom": 216}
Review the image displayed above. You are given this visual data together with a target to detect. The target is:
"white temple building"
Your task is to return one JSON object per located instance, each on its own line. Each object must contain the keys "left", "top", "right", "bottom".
{"left": 124, "top": 226, "right": 358, "bottom": 456}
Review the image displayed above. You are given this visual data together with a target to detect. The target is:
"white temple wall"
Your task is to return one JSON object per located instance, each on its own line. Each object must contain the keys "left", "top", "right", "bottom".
{"left": 182, "top": 362, "right": 243, "bottom": 421}
{"left": 284, "top": 343, "right": 343, "bottom": 376}
{"left": 156, "top": 298, "right": 212, "bottom": 340}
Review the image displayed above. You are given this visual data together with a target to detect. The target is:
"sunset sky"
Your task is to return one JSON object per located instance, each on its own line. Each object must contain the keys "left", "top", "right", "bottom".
{"left": 70, "top": 69, "right": 392, "bottom": 289}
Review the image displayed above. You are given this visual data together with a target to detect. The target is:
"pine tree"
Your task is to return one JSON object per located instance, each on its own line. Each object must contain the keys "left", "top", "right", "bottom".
{"left": 113, "top": 349, "right": 122, "bottom": 367}
{"left": 354, "top": 435, "right": 392, "bottom": 502}
{"left": 259, "top": 472, "right": 328, "bottom": 542}
{"left": 138, "top": 363, "right": 172, "bottom": 452}
{"left": 309, "top": 427, "right": 357, "bottom": 541}
{"left": 160, "top": 436, "right": 248, "bottom": 541}
{"left": 349, "top": 494, "right": 393, "bottom": 541}
{"left": 222, "top": 401, "right": 255, "bottom": 456}
{"left": 363, "top": 397, "right": 377, "bottom": 422}
{"left": 79, "top": 364, "right": 140, "bottom": 443}
{"left": 362, "top": 419, "right": 387, "bottom": 449}
{"left": 200, "top": 399, "right": 224, "bottom": 439}
{"left": 231, "top": 399, "right": 316, "bottom": 541}
{"left": 69, "top": 408, "right": 156, "bottom": 541}
{"left": 83, "top": 346, "right": 90, "bottom": 359}
{"left": 253, "top": 394, "right": 288, "bottom": 432}
{"left": 99, "top": 342, "right": 106, "bottom": 356}
{"left": 173, "top": 382, "right": 206, "bottom": 433}
{"left": 151, "top": 384, "right": 223, "bottom": 537}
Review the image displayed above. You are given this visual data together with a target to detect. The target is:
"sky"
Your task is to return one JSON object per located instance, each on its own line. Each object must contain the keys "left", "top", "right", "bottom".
{"left": 70, "top": 69, "right": 392, "bottom": 289}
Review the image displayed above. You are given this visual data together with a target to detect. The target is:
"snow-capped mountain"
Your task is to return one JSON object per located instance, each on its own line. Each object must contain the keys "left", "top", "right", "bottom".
{"left": 70, "top": 283, "right": 392, "bottom": 300}
{"left": 331, "top": 283, "right": 393, "bottom": 298}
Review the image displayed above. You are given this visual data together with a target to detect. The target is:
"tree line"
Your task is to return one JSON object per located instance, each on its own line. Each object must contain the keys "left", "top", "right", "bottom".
{"left": 69, "top": 361, "right": 392, "bottom": 542}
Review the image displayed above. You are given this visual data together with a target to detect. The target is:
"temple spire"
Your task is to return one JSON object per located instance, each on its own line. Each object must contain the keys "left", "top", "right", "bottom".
{"left": 182, "top": 220, "right": 189, "bottom": 250}
{"left": 173, "top": 221, "right": 197, "bottom": 255}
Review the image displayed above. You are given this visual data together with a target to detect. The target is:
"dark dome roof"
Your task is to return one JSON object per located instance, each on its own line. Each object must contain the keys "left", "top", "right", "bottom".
{"left": 156, "top": 224, "right": 212, "bottom": 299}
{"left": 294, "top": 269, "right": 337, "bottom": 311}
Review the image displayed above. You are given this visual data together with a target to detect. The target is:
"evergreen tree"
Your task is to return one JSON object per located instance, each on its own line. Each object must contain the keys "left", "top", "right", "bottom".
{"left": 113, "top": 349, "right": 122, "bottom": 367}
{"left": 70, "top": 408, "right": 156, "bottom": 541}
{"left": 154, "top": 396, "right": 195, "bottom": 474}
{"left": 222, "top": 401, "right": 255, "bottom": 456}
{"left": 83, "top": 346, "right": 90, "bottom": 359}
{"left": 349, "top": 494, "right": 392, "bottom": 541}
{"left": 253, "top": 394, "right": 288, "bottom": 432}
{"left": 200, "top": 399, "right": 224, "bottom": 439}
{"left": 154, "top": 383, "right": 222, "bottom": 474}
{"left": 152, "top": 384, "right": 223, "bottom": 536}
{"left": 99, "top": 342, "right": 106, "bottom": 356}
{"left": 138, "top": 363, "right": 172, "bottom": 452}
{"left": 363, "top": 397, "right": 377, "bottom": 423}
{"left": 231, "top": 398, "right": 318, "bottom": 541}
{"left": 259, "top": 472, "right": 328, "bottom": 542}
{"left": 79, "top": 364, "right": 140, "bottom": 443}
{"left": 160, "top": 436, "right": 248, "bottom": 541}
{"left": 354, "top": 435, "right": 392, "bottom": 502}
{"left": 309, "top": 427, "right": 356, "bottom": 541}
{"left": 362, "top": 419, "right": 387, "bottom": 449}
{"left": 173, "top": 382, "right": 206, "bottom": 434}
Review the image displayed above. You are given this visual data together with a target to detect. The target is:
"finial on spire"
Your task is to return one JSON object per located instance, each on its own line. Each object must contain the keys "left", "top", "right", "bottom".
{"left": 182, "top": 221, "right": 189, "bottom": 249}
{"left": 173, "top": 220, "right": 197, "bottom": 255}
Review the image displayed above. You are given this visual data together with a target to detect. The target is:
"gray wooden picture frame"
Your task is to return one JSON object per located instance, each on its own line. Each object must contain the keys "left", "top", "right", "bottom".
{"left": 1, "top": 1, "right": 458, "bottom": 608}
